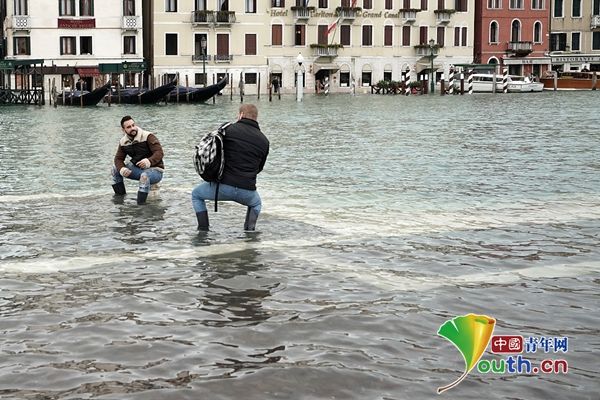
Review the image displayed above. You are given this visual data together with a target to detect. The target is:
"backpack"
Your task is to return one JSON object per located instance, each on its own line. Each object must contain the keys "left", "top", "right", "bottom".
{"left": 193, "top": 122, "right": 232, "bottom": 212}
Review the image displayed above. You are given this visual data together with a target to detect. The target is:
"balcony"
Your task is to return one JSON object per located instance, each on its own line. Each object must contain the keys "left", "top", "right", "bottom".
{"left": 507, "top": 41, "right": 533, "bottom": 56}
{"left": 215, "top": 11, "right": 236, "bottom": 25}
{"left": 192, "top": 54, "right": 211, "bottom": 63}
{"left": 214, "top": 54, "right": 233, "bottom": 62}
{"left": 311, "top": 44, "right": 340, "bottom": 58}
{"left": 122, "top": 16, "right": 141, "bottom": 30}
{"left": 335, "top": 7, "right": 361, "bottom": 20}
{"left": 434, "top": 9, "right": 455, "bottom": 24}
{"left": 592, "top": 15, "right": 600, "bottom": 30}
{"left": 399, "top": 9, "right": 420, "bottom": 23}
{"left": 192, "top": 10, "right": 215, "bottom": 24}
{"left": 414, "top": 44, "right": 441, "bottom": 57}
{"left": 291, "top": 6, "right": 314, "bottom": 20}
{"left": 12, "top": 15, "right": 31, "bottom": 31}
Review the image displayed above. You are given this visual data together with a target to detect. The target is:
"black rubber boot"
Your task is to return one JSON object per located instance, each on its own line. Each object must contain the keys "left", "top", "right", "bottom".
{"left": 244, "top": 208, "right": 259, "bottom": 231}
{"left": 196, "top": 211, "right": 209, "bottom": 231}
{"left": 137, "top": 191, "right": 148, "bottom": 205}
{"left": 112, "top": 182, "right": 126, "bottom": 195}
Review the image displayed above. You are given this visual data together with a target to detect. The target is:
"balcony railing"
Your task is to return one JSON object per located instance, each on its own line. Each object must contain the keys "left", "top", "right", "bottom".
{"left": 311, "top": 45, "right": 339, "bottom": 57}
{"left": 434, "top": 9, "right": 455, "bottom": 24}
{"left": 192, "top": 54, "right": 211, "bottom": 63}
{"left": 214, "top": 54, "right": 233, "bottom": 62}
{"left": 192, "top": 10, "right": 215, "bottom": 24}
{"left": 215, "top": 11, "right": 236, "bottom": 24}
{"left": 592, "top": 15, "right": 600, "bottom": 29}
{"left": 414, "top": 44, "right": 441, "bottom": 57}
{"left": 399, "top": 9, "right": 419, "bottom": 22}
{"left": 507, "top": 41, "right": 533, "bottom": 55}
{"left": 122, "top": 16, "right": 141, "bottom": 30}
{"left": 291, "top": 6, "right": 314, "bottom": 19}
{"left": 12, "top": 15, "right": 31, "bottom": 30}
{"left": 335, "top": 7, "right": 361, "bottom": 20}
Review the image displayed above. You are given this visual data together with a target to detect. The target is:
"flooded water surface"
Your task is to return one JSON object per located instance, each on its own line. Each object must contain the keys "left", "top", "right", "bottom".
{"left": 0, "top": 92, "right": 599, "bottom": 399}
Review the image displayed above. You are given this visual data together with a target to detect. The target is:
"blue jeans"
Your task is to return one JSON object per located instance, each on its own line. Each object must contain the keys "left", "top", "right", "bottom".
{"left": 192, "top": 182, "right": 262, "bottom": 214}
{"left": 111, "top": 162, "right": 163, "bottom": 193}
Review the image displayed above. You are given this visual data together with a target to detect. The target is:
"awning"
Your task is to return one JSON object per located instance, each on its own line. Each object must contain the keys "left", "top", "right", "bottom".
{"left": 77, "top": 67, "right": 100, "bottom": 77}
{"left": 416, "top": 57, "right": 442, "bottom": 73}
{"left": 313, "top": 63, "right": 340, "bottom": 73}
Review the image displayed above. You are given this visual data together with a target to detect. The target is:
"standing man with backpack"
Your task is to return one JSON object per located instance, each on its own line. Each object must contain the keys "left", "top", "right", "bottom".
{"left": 192, "top": 104, "right": 269, "bottom": 231}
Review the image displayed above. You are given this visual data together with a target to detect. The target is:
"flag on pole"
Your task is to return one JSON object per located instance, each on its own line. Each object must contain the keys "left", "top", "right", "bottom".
{"left": 327, "top": 0, "right": 356, "bottom": 36}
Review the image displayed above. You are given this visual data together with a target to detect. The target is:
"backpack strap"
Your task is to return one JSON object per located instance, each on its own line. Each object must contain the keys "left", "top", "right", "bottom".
{"left": 214, "top": 121, "right": 232, "bottom": 213}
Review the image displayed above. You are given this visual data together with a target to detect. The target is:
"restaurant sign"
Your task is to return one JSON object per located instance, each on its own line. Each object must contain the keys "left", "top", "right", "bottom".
{"left": 551, "top": 55, "right": 600, "bottom": 63}
{"left": 58, "top": 18, "right": 96, "bottom": 29}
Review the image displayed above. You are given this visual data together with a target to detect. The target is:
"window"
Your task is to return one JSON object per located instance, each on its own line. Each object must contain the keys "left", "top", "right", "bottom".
{"left": 384, "top": 26, "right": 393, "bottom": 46}
{"left": 594, "top": 0, "right": 600, "bottom": 14}
{"left": 245, "top": 33, "right": 256, "bottom": 55}
{"left": 59, "top": 0, "right": 75, "bottom": 16}
{"left": 488, "top": 0, "right": 501, "bottom": 8}
{"left": 245, "top": 73, "right": 257, "bottom": 84}
{"left": 14, "top": 0, "right": 28, "bottom": 15}
{"left": 593, "top": 32, "right": 600, "bottom": 50}
{"left": 437, "top": 0, "right": 445, "bottom": 9}
{"left": 572, "top": 0, "right": 581, "bottom": 17}
{"left": 124, "top": 0, "right": 135, "bottom": 15}
{"left": 195, "top": 73, "right": 207, "bottom": 85}
{"left": 60, "top": 36, "right": 76, "bottom": 54}
{"left": 531, "top": 0, "right": 543, "bottom": 9}
{"left": 509, "top": 0, "right": 523, "bottom": 8}
{"left": 340, "top": 72, "right": 350, "bottom": 87}
{"left": 124, "top": 35, "right": 136, "bottom": 54}
{"left": 454, "top": 27, "right": 467, "bottom": 46}
{"left": 272, "top": 24, "right": 283, "bottom": 46}
{"left": 456, "top": 0, "right": 467, "bottom": 11}
{"left": 165, "top": 33, "right": 178, "bottom": 55}
{"left": 385, "top": 0, "right": 393, "bottom": 9}
{"left": 318, "top": 25, "right": 328, "bottom": 45}
{"left": 384, "top": 71, "right": 392, "bottom": 81}
{"left": 80, "top": 36, "right": 92, "bottom": 54}
{"left": 490, "top": 21, "right": 499, "bottom": 43}
{"left": 79, "top": 0, "right": 93, "bottom": 16}
{"left": 437, "top": 26, "right": 445, "bottom": 47}
{"left": 194, "top": 34, "right": 207, "bottom": 58}
{"left": 402, "top": 0, "right": 410, "bottom": 8}
{"left": 295, "top": 24, "right": 305, "bottom": 46}
{"left": 363, "top": 0, "right": 372, "bottom": 8}
{"left": 550, "top": 33, "right": 566, "bottom": 51}
{"left": 272, "top": 0, "right": 285, "bottom": 7}
{"left": 553, "top": 0, "right": 563, "bottom": 17}
{"left": 533, "top": 22, "right": 542, "bottom": 43}
{"left": 341, "top": 25, "right": 351, "bottom": 46}
{"left": 165, "top": 0, "right": 177, "bottom": 12}
{"left": 13, "top": 36, "right": 30, "bottom": 55}
{"left": 421, "top": 0, "right": 427, "bottom": 10}
{"left": 511, "top": 20, "right": 521, "bottom": 42}
{"left": 362, "top": 25, "right": 372, "bottom": 46}
{"left": 318, "top": 0, "right": 327, "bottom": 7}
{"left": 361, "top": 71, "right": 372, "bottom": 86}
{"left": 218, "top": 0, "right": 228, "bottom": 11}
{"left": 419, "top": 26, "right": 428, "bottom": 44}
{"left": 216, "top": 33, "right": 229, "bottom": 60}
{"left": 402, "top": 25, "right": 411, "bottom": 46}
{"left": 571, "top": 32, "right": 580, "bottom": 51}
{"left": 246, "top": 0, "right": 256, "bottom": 13}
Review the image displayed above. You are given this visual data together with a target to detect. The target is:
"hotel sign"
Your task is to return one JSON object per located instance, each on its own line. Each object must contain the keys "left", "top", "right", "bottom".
{"left": 551, "top": 55, "right": 600, "bottom": 63}
{"left": 58, "top": 18, "right": 96, "bottom": 29}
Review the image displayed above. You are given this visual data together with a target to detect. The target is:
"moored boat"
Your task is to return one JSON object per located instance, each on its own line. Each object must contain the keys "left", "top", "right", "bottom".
{"left": 455, "top": 73, "right": 543, "bottom": 93}
{"left": 55, "top": 82, "right": 112, "bottom": 106}
{"left": 167, "top": 77, "right": 228, "bottom": 103}
{"left": 108, "top": 80, "right": 177, "bottom": 104}
{"left": 539, "top": 71, "right": 600, "bottom": 90}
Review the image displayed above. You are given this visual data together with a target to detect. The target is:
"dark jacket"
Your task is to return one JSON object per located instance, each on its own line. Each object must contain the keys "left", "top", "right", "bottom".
{"left": 221, "top": 118, "right": 269, "bottom": 191}
{"left": 114, "top": 128, "right": 165, "bottom": 171}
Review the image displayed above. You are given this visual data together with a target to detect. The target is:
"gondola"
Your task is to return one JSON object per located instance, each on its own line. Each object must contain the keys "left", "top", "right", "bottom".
{"left": 108, "top": 80, "right": 177, "bottom": 104}
{"left": 55, "top": 82, "right": 111, "bottom": 106}
{"left": 167, "top": 77, "right": 228, "bottom": 103}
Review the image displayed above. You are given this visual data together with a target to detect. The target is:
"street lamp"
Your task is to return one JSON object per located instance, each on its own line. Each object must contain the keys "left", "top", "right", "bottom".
{"left": 429, "top": 38, "right": 436, "bottom": 94}
{"left": 201, "top": 36, "right": 207, "bottom": 87}
{"left": 296, "top": 52, "right": 304, "bottom": 102}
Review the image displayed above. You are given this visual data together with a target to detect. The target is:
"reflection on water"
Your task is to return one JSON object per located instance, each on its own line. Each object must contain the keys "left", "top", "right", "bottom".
{"left": 1, "top": 93, "right": 599, "bottom": 399}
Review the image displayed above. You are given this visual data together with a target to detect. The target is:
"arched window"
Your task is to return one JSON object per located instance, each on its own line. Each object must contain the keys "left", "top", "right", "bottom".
{"left": 488, "top": 57, "right": 499, "bottom": 64}
{"left": 533, "top": 22, "right": 542, "bottom": 43}
{"left": 490, "top": 21, "right": 499, "bottom": 43}
{"left": 511, "top": 20, "right": 521, "bottom": 42}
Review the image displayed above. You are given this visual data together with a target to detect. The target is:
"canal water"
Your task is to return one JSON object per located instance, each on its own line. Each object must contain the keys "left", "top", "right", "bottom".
{"left": 0, "top": 92, "right": 598, "bottom": 399}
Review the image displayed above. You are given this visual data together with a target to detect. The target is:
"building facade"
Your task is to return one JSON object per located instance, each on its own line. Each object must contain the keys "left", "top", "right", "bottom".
{"left": 151, "top": 0, "right": 475, "bottom": 95}
{"left": 549, "top": 0, "right": 600, "bottom": 72}
{"left": 3, "top": 0, "right": 144, "bottom": 91}
{"left": 474, "top": 0, "right": 550, "bottom": 78}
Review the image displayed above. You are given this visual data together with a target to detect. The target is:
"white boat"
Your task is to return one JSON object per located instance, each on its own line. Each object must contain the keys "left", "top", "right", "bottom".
{"left": 456, "top": 73, "right": 544, "bottom": 93}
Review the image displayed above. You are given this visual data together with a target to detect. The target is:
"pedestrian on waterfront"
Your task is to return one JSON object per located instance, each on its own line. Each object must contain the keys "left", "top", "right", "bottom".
{"left": 272, "top": 76, "right": 280, "bottom": 93}
{"left": 111, "top": 115, "right": 164, "bottom": 205}
{"left": 191, "top": 104, "right": 269, "bottom": 231}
